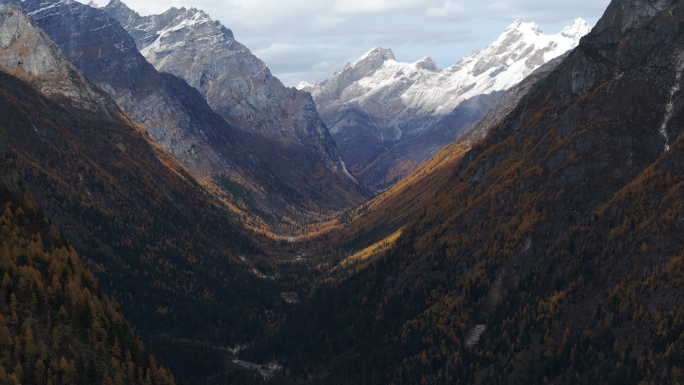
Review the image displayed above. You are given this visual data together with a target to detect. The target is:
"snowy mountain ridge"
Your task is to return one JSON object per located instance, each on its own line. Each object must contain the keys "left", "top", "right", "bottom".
{"left": 298, "top": 18, "right": 591, "bottom": 190}
{"left": 301, "top": 18, "right": 591, "bottom": 119}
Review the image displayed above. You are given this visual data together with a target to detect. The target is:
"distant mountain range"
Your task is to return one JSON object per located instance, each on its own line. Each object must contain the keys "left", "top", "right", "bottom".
{"left": 300, "top": 19, "right": 591, "bottom": 190}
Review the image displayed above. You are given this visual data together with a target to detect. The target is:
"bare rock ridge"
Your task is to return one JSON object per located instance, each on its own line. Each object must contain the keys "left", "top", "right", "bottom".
{"left": 301, "top": 19, "right": 591, "bottom": 190}
{"left": 0, "top": 0, "right": 239, "bottom": 176}
{"left": 0, "top": 4, "right": 118, "bottom": 114}
{"left": 104, "top": 0, "right": 334, "bottom": 151}
{"left": 594, "top": 0, "right": 678, "bottom": 36}
{"left": 2, "top": 0, "right": 369, "bottom": 228}
{"left": 104, "top": 0, "right": 370, "bottom": 221}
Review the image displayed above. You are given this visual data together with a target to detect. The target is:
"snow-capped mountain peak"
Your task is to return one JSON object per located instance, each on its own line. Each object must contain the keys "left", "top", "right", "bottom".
{"left": 561, "top": 18, "right": 592, "bottom": 40}
{"left": 301, "top": 17, "right": 591, "bottom": 190}
{"left": 298, "top": 80, "right": 317, "bottom": 90}
{"left": 416, "top": 56, "right": 438, "bottom": 71}
{"left": 505, "top": 19, "right": 543, "bottom": 35}
{"left": 350, "top": 47, "right": 396, "bottom": 69}
{"left": 306, "top": 17, "right": 590, "bottom": 114}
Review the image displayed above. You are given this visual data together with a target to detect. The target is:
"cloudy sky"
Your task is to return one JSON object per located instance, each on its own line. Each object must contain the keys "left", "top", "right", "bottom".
{"left": 90, "top": 0, "right": 612, "bottom": 87}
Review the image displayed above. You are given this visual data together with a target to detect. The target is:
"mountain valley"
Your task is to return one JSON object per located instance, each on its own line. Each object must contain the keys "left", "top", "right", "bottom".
{"left": 1, "top": 0, "right": 684, "bottom": 384}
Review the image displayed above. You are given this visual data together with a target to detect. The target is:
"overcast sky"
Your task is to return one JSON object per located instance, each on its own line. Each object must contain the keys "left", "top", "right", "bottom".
{"left": 89, "top": 0, "right": 612, "bottom": 87}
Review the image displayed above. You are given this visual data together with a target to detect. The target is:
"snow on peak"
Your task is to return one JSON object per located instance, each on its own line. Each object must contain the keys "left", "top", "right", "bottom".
{"left": 415, "top": 56, "right": 438, "bottom": 71}
{"left": 506, "top": 19, "right": 542, "bottom": 35}
{"left": 561, "top": 18, "right": 592, "bottom": 40}
{"left": 305, "top": 17, "right": 592, "bottom": 124}
{"left": 352, "top": 47, "right": 395, "bottom": 67}
{"left": 139, "top": 8, "right": 217, "bottom": 59}
{"left": 297, "top": 80, "right": 317, "bottom": 90}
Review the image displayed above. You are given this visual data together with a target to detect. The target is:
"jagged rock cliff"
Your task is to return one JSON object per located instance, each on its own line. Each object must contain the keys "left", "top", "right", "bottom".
{"left": 105, "top": 1, "right": 339, "bottom": 153}
{"left": 3, "top": 0, "right": 369, "bottom": 229}
{"left": 104, "top": 1, "right": 369, "bottom": 222}
{"left": 0, "top": 4, "right": 118, "bottom": 114}
{"left": 0, "top": 0, "right": 240, "bottom": 177}
{"left": 301, "top": 19, "right": 591, "bottom": 190}
{"left": 594, "top": 0, "right": 677, "bottom": 36}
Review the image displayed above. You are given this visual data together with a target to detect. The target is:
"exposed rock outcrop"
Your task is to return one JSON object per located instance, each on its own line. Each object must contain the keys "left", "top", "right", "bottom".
{"left": 4, "top": 0, "right": 369, "bottom": 228}
{"left": 104, "top": 1, "right": 370, "bottom": 221}
{"left": 0, "top": 4, "right": 118, "bottom": 114}
{"left": 1, "top": 0, "right": 238, "bottom": 176}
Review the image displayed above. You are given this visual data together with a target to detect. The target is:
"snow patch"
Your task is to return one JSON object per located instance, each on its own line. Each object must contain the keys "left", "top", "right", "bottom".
{"left": 139, "top": 10, "right": 212, "bottom": 59}
{"left": 465, "top": 324, "right": 486, "bottom": 348}
{"left": 660, "top": 52, "right": 684, "bottom": 152}
{"left": 28, "top": 0, "right": 71, "bottom": 16}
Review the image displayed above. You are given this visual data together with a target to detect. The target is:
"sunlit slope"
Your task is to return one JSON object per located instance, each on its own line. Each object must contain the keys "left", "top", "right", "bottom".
{"left": 309, "top": 53, "right": 566, "bottom": 256}
{"left": 245, "top": 1, "right": 684, "bottom": 384}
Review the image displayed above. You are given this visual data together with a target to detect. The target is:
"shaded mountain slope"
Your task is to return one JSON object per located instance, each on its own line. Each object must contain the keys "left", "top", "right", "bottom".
{"left": 0, "top": 47, "right": 175, "bottom": 385}
{"left": 0, "top": 6, "right": 279, "bottom": 383}
{"left": 241, "top": 1, "right": 684, "bottom": 384}
{"left": 0, "top": 155, "right": 177, "bottom": 385}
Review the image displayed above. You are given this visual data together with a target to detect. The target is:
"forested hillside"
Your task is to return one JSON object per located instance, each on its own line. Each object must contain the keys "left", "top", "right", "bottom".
{"left": 0, "top": 6, "right": 282, "bottom": 383}
{"left": 236, "top": 0, "right": 684, "bottom": 384}
{"left": 0, "top": 95, "right": 175, "bottom": 384}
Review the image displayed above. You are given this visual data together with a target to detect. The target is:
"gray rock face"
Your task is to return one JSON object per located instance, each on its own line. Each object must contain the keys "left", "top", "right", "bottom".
{"left": 104, "top": 1, "right": 362, "bottom": 205}
{"left": 594, "top": 0, "right": 678, "bottom": 37}
{"left": 3, "top": 0, "right": 367, "bottom": 226}
{"left": 0, "top": 4, "right": 117, "bottom": 114}
{"left": 1, "top": 0, "right": 234, "bottom": 177}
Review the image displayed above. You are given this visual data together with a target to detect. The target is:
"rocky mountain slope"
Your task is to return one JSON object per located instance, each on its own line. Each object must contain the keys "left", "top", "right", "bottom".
{"left": 104, "top": 0, "right": 370, "bottom": 226}
{"left": 300, "top": 19, "right": 591, "bottom": 190}
{"left": 2, "top": 0, "right": 368, "bottom": 231}
{"left": 239, "top": 0, "right": 684, "bottom": 383}
{"left": 0, "top": 5, "right": 282, "bottom": 383}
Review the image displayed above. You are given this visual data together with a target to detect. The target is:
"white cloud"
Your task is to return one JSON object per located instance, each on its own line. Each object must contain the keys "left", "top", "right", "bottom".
{"left": 332, "top": 0, "right": 429, "bottom": 14}
{"left": 426, "top": 1, "right": 469, "bottom": 19}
